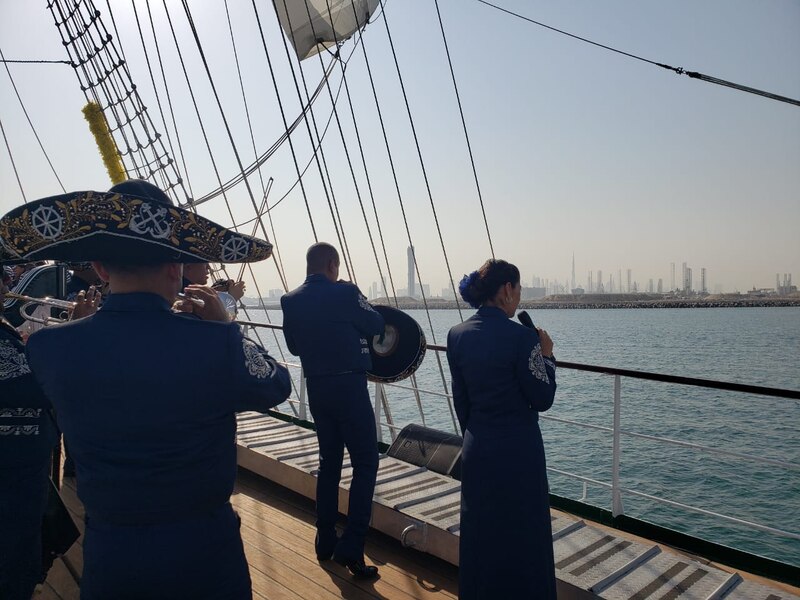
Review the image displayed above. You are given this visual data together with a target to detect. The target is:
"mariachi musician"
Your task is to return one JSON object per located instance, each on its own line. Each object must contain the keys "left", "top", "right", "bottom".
{"left": 0, "top": 250, "right": 58, "bottom": 599}
{"left": 0, "top": 179, "right": 292, "bottom": 599}
{"left": 281, "top": 242, "right": 385, "bottom": 579}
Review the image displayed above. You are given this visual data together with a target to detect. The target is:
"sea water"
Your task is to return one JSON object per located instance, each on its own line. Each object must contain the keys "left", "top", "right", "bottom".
{"left": 244, "top": 306, "right": 800, "bottom": 567}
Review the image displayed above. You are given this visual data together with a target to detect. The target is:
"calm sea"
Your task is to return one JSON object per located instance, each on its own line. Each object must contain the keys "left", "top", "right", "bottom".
{"left": 244, "top": 306, "right": 800, "bottom": 567}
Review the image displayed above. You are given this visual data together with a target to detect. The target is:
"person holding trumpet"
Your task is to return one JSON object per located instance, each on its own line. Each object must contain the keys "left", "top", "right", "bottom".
{"left": 1, "top": 179, "right": 291, "bottom": 599}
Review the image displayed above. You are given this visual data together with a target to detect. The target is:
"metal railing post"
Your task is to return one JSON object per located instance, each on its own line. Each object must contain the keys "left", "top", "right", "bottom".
{"left": 374, "top": 382, "right": 384, "bottom": 444}
{"left": 611, "top": 374, "right": 625, "bottom": 517}
{"left": 298, "top": 367, "right": 307, "bottom": 421}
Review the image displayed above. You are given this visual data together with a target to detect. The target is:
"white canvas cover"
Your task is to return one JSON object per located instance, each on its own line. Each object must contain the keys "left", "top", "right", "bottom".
{"left": 274, "top": 0, "right": 379, "bottom": 61}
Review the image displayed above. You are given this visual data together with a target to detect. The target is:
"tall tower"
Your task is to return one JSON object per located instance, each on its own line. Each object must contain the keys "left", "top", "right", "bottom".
{"left": 571, "top": 253, "right": 576, "bottom": 292}
{"left": 407, "top": 246, "right": 416, "bottom": 298}
{"left": 701, "top": 268, "right": 707, "bottom": 294}
{"left": 597, "top": 270, "right": 604, "bottom": 293}
{"left": 671, "top": 263, "right": 675, "bottom": 291}
{"left": 682, "top": 262, "right": 688, "bottom": 293}
{"left": 626, "top": 269, "right": 632, "bottom": 294}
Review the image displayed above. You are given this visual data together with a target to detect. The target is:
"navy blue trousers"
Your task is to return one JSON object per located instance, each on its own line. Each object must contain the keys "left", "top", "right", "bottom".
{"left": 0, "top": 464, "right": 49, "bottom": 600}
{"left": 81, "top": 503, "right": 251, "bottom": 600}
{"left": 307, "top": 373, "right": 378, "bottom": 560}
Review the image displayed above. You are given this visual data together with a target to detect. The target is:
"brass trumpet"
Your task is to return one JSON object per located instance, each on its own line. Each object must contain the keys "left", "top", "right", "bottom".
{"left": 3, "top": 291, "right": 76, "bottom": 325}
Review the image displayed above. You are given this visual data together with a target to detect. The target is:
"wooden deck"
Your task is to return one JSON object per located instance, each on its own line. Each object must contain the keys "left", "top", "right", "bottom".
{"left": 36, "top": 468, "right": 459, "bottom": 600}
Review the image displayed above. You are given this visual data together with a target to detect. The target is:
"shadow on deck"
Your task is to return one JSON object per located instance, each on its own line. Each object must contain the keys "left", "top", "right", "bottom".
{"left": 37, "top": 468, "right": 459, "bottom": 600}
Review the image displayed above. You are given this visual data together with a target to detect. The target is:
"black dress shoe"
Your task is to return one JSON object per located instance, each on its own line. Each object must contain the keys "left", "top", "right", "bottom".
{"left": 333, "top": 556, "right": 379, "bottom": 580}
{"left": 315, "top": 532, "right": 338, "bottom": 561}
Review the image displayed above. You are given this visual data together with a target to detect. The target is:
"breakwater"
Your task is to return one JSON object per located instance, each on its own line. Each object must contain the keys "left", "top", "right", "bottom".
{"left": 368, "top": 294, "right": 800, "bottom": 310}
{"left": 246, "top": 294, "right": 800, "bottom": 311}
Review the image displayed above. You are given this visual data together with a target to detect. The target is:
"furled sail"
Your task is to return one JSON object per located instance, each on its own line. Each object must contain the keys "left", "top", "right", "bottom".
{"left": 275, "top": 0, "right": 378, "bottom": 61}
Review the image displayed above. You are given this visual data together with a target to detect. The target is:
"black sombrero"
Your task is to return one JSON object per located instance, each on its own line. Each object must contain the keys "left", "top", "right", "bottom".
{"left": 0, "top": 234, "right": 24, "bottom": 265}
{"left": 0, "top": 180, "right": 272, "bottom": 264}
{"left": 366, "top": 305, "right": 427, "bottom": 384}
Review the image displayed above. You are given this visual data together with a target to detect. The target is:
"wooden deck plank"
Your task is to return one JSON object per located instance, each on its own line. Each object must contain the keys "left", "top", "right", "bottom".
{"left": 233, "top": 471, "right": 459, "bottom": 598}
{"left": 41, "top": 470, "right": 459, "bottom": 599}
{"left": 234, "top": 490, "right": 458, "bottom": 600}
{"left": 235, "top": 469, "right": 459, "bottom": 593}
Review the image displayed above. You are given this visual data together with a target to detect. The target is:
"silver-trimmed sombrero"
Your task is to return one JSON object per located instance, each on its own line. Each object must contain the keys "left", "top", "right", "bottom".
{"left": 0, "top": 180, "right": 272, "bottom": 264}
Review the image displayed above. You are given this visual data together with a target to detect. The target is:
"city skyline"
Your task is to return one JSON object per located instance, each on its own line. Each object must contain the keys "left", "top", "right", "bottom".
{"left": 365, "top": 248, "right": 794, "bottom": 298}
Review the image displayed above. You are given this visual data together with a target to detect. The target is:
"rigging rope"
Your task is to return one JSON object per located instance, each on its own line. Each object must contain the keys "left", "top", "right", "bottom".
{"left": 378, "top": 0, "right": 464, "bottom": 320}
{"left": 50, "top": 0, "right": 182, "bottom": 194}
{"left": 130, "top": 0, "right": 187, "bottom": 194}
{"left": 0, "top": 117, "right": 27, "bottom": 203}
{"left": 180, "top": 0, "right": 276, "bottom": 248}
{"left": 223, "top": 0, "right": 288, "bottom": 292}
{"left": 185, "top": 64, "right": 335, "bottom": 208}
{"left": 433, "top": 0, "right": 495, "bottom": 258}
{"left": 0, "top": 59, "right": 72, "bottom": 65}
{"left": 314, "top": 0, "right": 397, "bottom": 303}
{"left": 0, "top": 46, "right": 67, "bottom": 193}
{"left": 144, "top": 0, "right": 196, "bottom": 200}
{"left": 249, "top": 0, "right": 319, "bottom": 241}
{"left": 273, "top": 0, "right": 354, "bottom": 283}
{"left": 264, "top": 55, "right": 355, "bottom": 215}
{"left": 475, "top": 0, "right": 800, "bottom": 108}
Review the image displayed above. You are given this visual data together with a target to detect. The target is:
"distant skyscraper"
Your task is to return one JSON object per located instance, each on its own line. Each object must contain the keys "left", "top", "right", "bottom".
{"left": 671, "top": 263, "right": 675, "bottom": 291}
{"left": 701, "top": 268, "right": 707, "bottom": 294}
{"left": 657, "top": 278, "right": 663, "bottom": 293}
{"left": 685, "top": 267, "right": 693, "bottom": 293}
{"left": 648, "top": 278, "right": 654, "bottom": 293}
{"left": 407, "top": 246, "right": 416, "bottom": 298}
{"left": 627, "top": 269, "right": 632, "bottom": 294}
{"left": 588, "top": 271, "right": 593, "bottom": 293}
{"left": 597, "top": 270, "right": 603, "bottom": 293}
{"left": 571, "top": 253, "right": 576, "bottom": 291}
{"left": 682, "top": 262, "right": 688, "bottom": 293}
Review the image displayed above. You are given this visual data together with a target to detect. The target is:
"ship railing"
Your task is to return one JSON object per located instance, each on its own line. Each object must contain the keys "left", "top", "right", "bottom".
{"left": 238, "top": 320, "right": 800, "bottom": 543}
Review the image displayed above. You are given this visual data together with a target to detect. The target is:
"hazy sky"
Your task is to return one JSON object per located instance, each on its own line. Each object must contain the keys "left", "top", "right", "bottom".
{"left": 1, "top": 0, "right": 798, "bottom": 294}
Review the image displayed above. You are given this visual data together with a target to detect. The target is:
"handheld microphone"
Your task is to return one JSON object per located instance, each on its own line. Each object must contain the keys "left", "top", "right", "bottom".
{"left": 518, "top": 310, "right": 536, "bottom": 330}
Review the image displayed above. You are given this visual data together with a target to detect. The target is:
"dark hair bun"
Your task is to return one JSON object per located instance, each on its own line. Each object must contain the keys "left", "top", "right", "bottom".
{"left": 459, "top": 271, "right": 481, "bottom": 309}
{"left": 459, "top": 259, "right": 520, "bottom": 308}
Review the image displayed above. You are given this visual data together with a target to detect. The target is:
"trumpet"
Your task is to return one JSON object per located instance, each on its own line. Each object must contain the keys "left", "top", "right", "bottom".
{"left": 3, "top": 291, "right": 77, "bottom": 310}
{"left": 3, "top": 292, "right": 76, "bottom": 325}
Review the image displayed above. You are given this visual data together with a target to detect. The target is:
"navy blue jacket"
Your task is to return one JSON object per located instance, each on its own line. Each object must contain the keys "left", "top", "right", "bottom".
{"left": 446, "top": 306, "right": 557, "bottom": 434}
{"left": 281, "top": 275, "right": 384, "bottom": 378}
{"left": 0, "top": 321, "right": 56, "bottom": 469}
{"left": 26, "top": 293, "right": 291, "bottom": 525}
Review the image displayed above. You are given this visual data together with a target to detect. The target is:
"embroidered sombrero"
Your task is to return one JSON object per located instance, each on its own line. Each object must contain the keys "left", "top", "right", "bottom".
{"left": 366, "top": 305, "right": 427, "bottom": 384}
{"left": 0, "top": 234, "right": 24, "bottom": 265}
{"left": 0, "top": 180, "right": 272, "bottom": 264}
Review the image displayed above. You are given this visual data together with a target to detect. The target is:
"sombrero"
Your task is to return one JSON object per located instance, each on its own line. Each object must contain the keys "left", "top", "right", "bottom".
{"left": 0, "top": 233, "right": 24, "bottom": 265}
{"left": 0, "top": 179, "right": 272, "bottom": 264}
{"left": 366, "top": 305, "right": 427, "bottom": 384}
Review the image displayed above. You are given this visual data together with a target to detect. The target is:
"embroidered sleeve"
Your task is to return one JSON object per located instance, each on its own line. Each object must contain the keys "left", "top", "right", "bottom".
{"left": 528, "top": 343, "right": 550, "bottom": 384}
{"left": 242, "top": 338, "right": 272, "bottom": 379}
{"left": 358, "top": 292, "right": 377, "bottom": 313}
{"left": 0, "top": 340, "right": 32, "bottom": 381}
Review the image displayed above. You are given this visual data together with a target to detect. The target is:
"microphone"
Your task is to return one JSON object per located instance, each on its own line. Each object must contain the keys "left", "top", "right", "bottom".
{"left": 518, "top": 310, "right": 536, "bottom": 330}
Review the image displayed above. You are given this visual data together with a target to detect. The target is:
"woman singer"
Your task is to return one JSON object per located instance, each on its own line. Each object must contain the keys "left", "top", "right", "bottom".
{"left": 447, "top": 259, "right": 557, "bottom": 599}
